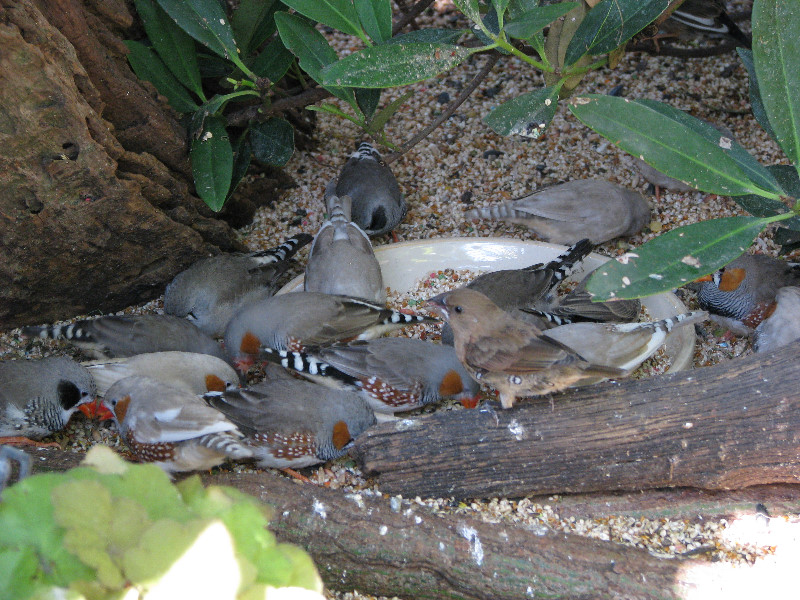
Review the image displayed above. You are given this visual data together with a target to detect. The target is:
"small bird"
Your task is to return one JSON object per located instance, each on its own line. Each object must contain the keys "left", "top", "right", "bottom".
{"left": 695, "top": 253, "right": 800, "bottom": 336}
{"left": 164, "top": 233, "right": 313, "bottom": 337}
{"left": 0, "top": 356, "right": 97, "bottom": 445}
{"left": 258, "top": 337, "right": 481, "bottom": 413}
{"left": 304, "top": 194, "right": 385, "bottom": 303}
{"left": 223, "top": 292, "right": 436, "bottom": 372}
{"left": 427, "top": 288, "right": 625, "bottom": 409}
{"left": 203, "top": 378, "right": 376, "bottom": 469}
{"left": 0, "top": 445, "right": 31, "bottom": 498}
{"left": 663, "top": 0, "right": 751, "bottom": 49}
{"left": 23, "top": 314, "right": 227, "bottom": 361}
{"left": 326, "top": 142, "right": 406, "bottom": 237}
{"left": 101, "top": 375, "right": 252, "bottom": 474}
{"left": 466, "top": 180, "right": 650, "bottom": 245}
{"left": 753, "top": 287, "right": 800, "bottom": 353}
{"left": 85, "top": 351, "right": 239, "bottom": 397}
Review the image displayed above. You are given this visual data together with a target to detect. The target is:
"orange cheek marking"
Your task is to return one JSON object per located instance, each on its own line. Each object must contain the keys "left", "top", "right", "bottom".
{"left": 438, "top": 370, "right": 464, "bottom": 397}
{"left": 718, "top": 268, "right": 746, "bottom": 292}
{"left": 115, "top": 395, "right": 131, "bottom": 422}
{"left": 240, "top": 331, "right": 261, "bottom": 355}
{"left": 332, "top": 421, "right": 351, "bottom": 450}
{"left": 205, "top": 374, "right": 226, "bottom": 392}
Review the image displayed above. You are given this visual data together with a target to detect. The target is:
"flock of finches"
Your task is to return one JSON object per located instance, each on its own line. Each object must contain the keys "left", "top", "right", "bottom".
{"left": 4, "top": 68, "right": 800, "bottom": 484}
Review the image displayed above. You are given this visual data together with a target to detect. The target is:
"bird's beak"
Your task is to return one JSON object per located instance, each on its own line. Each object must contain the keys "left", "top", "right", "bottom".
{"left": 79, "top": 398, "right": 114, "bottom": 421}
{"left": 460, "top": 393, "right": 481, "bottom": 409}
{"left": 425, "top": 293, "right": 448, "bottom": 318}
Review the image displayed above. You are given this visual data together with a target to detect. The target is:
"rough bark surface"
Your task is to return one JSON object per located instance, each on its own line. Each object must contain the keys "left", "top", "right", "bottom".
{"left": 0, "top": 0, "right": 261, "bottom": 328}
{"left": 353, "top": 340, "right": 800, "bottom": 500}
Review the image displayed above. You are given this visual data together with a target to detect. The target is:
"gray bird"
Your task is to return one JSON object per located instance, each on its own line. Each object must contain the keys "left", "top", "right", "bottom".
{"left": 164, "top": 233, "right": 312, "bottom": 337}
{"left": 0, "top": 445, "right": 31, "bottom": 498}
{"left": 466, "top": 179, "right": 650, "bottom": 245}
{"left": 101, "top": 375, "right": 252, "bottom": 474}
{"left": 203, "top": 378, "right": 376, "bottom": 469}
{"left": 0, "top": 356, "right": 97, "bottom": 443}
{"left": 753, "top": 287, "right": 800, "bottom": 353}
{"left": 23, "top": 314, "right": 227, "bottom": 361}
{"left": 696, "top": 253, "right": 800, "bottom": 336}
{"left": 326, "top": 142, "right": 406, "bottom": 237}
{"left": 304, "top": 194, "right": 384, "bottom": 303}
{"left": 223, "top": 292, "right": 436, "bottom": 372}
{"left": 85, "top": 351, "right": 239, "bottom": 397}
{"left": 258, "top": 337, "right": 480, "bottom": 413}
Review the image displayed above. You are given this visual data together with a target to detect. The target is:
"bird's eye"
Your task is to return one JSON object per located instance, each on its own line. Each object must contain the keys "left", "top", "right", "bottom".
{"left": 454, "top": 305, "right": 463, "bottom": 314}
{"left": 81, "top": 391, "right": 89, "bottom": 397}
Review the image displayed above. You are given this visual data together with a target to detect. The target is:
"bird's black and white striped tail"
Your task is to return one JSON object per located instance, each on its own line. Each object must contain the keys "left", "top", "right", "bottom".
{"left": 259, "top": 347, "right": 359, "bottom": 387}
{"left": 251, "top": 233, "right": 313, "bottom": 266}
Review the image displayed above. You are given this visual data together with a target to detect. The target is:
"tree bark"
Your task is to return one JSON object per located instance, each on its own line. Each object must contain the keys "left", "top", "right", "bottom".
{"left": 353, "top": 340, "right": 800, "bottom": 500}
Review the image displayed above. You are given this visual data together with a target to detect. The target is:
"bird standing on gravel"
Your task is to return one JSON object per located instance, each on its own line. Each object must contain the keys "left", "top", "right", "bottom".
{"left": 466, "top": 179, "right": 650, "bottom": 245}
{"left": 427, "top": 288, "right": 625, "bottom": 409}
{"left": 23, "top": 314, "right": 227, "bottom": 361}
{"left": 304, "top": 194, "right": 384, "bottom": 303}
{"left": 203, "top": 378, "right": 376, "bottom": 470}
{"left": 223, "top": 292, "right": 436, "bottom": 372}
{"left": 0, "top": 356, "right": 97, "bottom": 445}
{"left": 753, "top": 286, "right": 800, "bottom": 353}
{"left": 695, "top": 253, "right": 800, "bottom": 336}
{"left": 164, "top": 233, "right": 312, "bottom": 337}
{"left": 326, "top": 142, "right": 406, "bottom": 237}
{"left": 101, "top": 375, "right": 252, "bottom": 474}
{"left": 258, "top": 337, "right": 481, "bottom": 412}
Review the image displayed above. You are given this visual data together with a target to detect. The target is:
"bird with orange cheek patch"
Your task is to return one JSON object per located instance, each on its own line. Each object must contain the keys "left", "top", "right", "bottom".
{"left": 223, "top": 292, "right": 436, "bottom": 373}
{"left": 86, "top": 352, "right": 239, "bottom": 397}
{"left": 102, "top": 375, "right": 252, "bottom": 474}
{"left": 203, "top": 378, "right": 376, "bottom": 469}
{"left": 258, "top": 338, "right": 481, "bottom": 413}
{"left": 427, "top": 288, "right": 625, "bottom": 409}
{"left": 1, "top": 357, "right": 97, "bottom": 446}
{"left": 695, "top": 253, "right": 800, "bottom": 337}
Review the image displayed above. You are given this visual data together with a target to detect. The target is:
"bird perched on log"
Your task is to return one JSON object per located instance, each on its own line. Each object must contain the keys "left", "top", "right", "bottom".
{"left": 326, "top": 142, "right": 406, "bottom": 237}
{"left": 258, "top": 337, "right": 481, "bottom": 413}
{"left": 695, "top": 253, "right": 800, "bottom": 336}
{"left": 203, "top": 378, "right": 376, "bottom": 469}
{"left": 101, "top": 375, "right": 252, "bottom": 474}
{"left": 753, "top": 286, "right": 800, "bottom": 353}
{"left": 427, "top": 288, "right": 626, "bottom": 409}
{"left": 304, "top": 194, "right": 385, "bottom": 303}
{"left": 23, "top": 314, "right": 227, "bottom": 361}
{"left": 223, "top": 292, "right": 436, "bottom": 372}
{"left": 1, "top": 357, "right": 97, "bottom": 445}
{"left": 466, "top": 180, "right": 650, "bottom": 245}
{"left": 164, "top": 233, "right": 312, "bottom": 337}
{"left": 85, "top": 351, "right": 239, "bottom": 397}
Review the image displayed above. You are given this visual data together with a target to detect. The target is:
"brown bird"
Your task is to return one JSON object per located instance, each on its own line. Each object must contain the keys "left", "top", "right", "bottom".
{"left": 427, "top": 288, "right": 624, "bottom": 409}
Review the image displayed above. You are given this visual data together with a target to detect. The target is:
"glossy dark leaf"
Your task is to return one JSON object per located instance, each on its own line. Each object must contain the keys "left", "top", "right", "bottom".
{"left": 735, "top": 165, "right": 800, "bottom": 230}
{"left": 483, "top": 85, "right": 560, "bottom": 138}
{"left": 280, "top": 0, "right": 363, "bottom": 37}
{"left": 774, "top": 227, "right": 800, "bottom": 254}
{"left": 366, "top": 89, "right": 413, "bottom": 134}
{"left": 228, "top": 131, "right": 252, "bottom": 199}
{"left": 156, "top": 0, "right": 240, "bottom": 62}
{"left": 385, "top": 28, "right": 464, "bottom": 45}
{"left": 124, "top": 41, "right": 199, "bottom": 113}
{"left": 251, "top": 37, "right": 294, "bottom": 81}
{"left": 355, "top": 0, "right": 392, "bottom": 43}
{"left": 585, "top": 217, "right": 769, "bottom": 300}
{"left": 452, "top": 0, "right": 481, "bottom": 23}
{"left": 356, "top": 88, "right": 382, "bottom": 120}
{"left": 232, "top": 0, "right": 279, "bottom": 55}
{"left": 504, "top": 3, "right": 579, "bottom": 40}
{"left": 564, "top": 0, "right": 669, "bottom": 66}
{"left": 250, "top": 117, "right": 294, "bottom": 166}
{"left": 191, "top": 115, "right": 233, "bottom": 211}
{"left": 737, "top": 48, "right": 777, "bottom": 142}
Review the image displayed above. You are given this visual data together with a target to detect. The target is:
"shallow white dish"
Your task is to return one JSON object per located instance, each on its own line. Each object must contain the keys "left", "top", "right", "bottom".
{"left": 279, "top": 237, "right": 696, "bottom": 374}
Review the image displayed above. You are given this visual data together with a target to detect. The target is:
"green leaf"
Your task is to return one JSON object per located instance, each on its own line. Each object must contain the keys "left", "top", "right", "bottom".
{"left": 355, "top": 0, "right": 392, "bottom": 43}
{"left": 752, "top": 0, "right": 800, "bottom": 170}
{"left": 356, "top": 87, "right": 382, "bottom": 120}
{"left": 275, "top": 11, "right": 357, "bottom": 107}
{"left": 156, "top": 0, "right": 240, "bottom": 62}
{"left": 492, "top": 0, "right": 511, "bottom": 20}
{"left": 366, "top": 89, "right": 413, "bottom": 135}
{"left": 134, "top": 0, "right": 205, "bottom": 100}
{"left": 250, "top": 117, "right": 294, "bottom": 166}
{"left": 564, "top": 0, "right": 669, "bottom": 66}
{"left": 483, "top": 85, "right": 560, "bottom": 138}
{"left": 453, "top": 0, "right": 481, "bottom": 23}
{"left": 124, "top": 40, "right": 199, "bottom": 113}
{"left": 504, "top": 3, "right": 579, "bottom": 40}
{"left": 735, "top": 165, "right": 799, "bottom": 219}
{"left": 281, "top": 0, "right": 363, "bottom": 38}
{"left": 229, "top": 130, "right": 252, "bottom": 199}
{"left": 507, "top": 0, "right": 540, "bottom": 21}
{"left": 321, "top": 43, "right": 473, "bottom": 88}
{"left": 191, "top": 115, "right": 233, "bottom": 211}
{"left": 232, "top": 0, "right": 279, "bottom": 55}
{"left": 737, "top": 48, "right": 777, "bottom": 142}
{"left": 586, "top": 217, "right": 770, "bottom": 300}
{"left": 474, "top": 6, "right": 511, "bottom": 54}
{"left": 248, "top": 3, "right": 284, "bottom": 54}
{"left": 385, "top": 28, "right": 465, "bottom": 45}
{"left": 569, "top": 94, "right": 784, "bottom": 198}
{"left": 774, "top": 227, "right": 800, "bottom": 253}
{"left": 251, "top": 36, "right": 294, "bottom": 81}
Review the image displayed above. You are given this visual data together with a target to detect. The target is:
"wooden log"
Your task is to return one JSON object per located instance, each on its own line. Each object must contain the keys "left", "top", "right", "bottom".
{"left": 352, "top": 340, "right": 800, "bottom": 500}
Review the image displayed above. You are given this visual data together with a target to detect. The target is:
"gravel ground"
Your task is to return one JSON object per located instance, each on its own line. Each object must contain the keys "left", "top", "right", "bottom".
{"left": 2, "top": 2, "right": 798, "bottom": 599}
